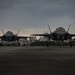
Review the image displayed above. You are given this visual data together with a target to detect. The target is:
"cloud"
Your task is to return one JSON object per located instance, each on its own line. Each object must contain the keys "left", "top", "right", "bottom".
{"left": 0, "top": 0, "right": 75, "bottom": 35}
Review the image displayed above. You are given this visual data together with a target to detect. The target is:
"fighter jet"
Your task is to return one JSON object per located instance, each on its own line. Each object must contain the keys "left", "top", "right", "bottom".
{"left": 31, "top": 24, "right": 75, "bottom": 47}
{"left": 0, "top": 29, "right": 30, "bottom": 46}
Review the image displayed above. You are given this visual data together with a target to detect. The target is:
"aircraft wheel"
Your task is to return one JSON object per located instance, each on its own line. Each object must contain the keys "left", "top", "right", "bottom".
{"left": 59, "top": 42, "right": 62, "bottom": 47}
{"left": 47, "top": 42, "right": 49, "bottom": 47}
{"left": 60, "top": 44, "right": 61, "bottom": 47}
{"left": 70, "top": 42, "right": 72, "bottom": 47}
{"left": 18, "top": 43, "right": 20, "bottom": 46}
{"left": 0, "top": 43, "right": 2, "bottom": 46}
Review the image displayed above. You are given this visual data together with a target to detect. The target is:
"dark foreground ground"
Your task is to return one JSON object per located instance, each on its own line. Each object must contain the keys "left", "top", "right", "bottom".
{"left": 0, "top": 46, "right": 75, "bottom": 75}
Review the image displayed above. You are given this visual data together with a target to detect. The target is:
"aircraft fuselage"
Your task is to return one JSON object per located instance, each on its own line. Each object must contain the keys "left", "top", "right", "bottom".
{"left": 51, "top": 32, "right": 70, "bottom": 41}
{"left": 1, "top": 35, "right": 17, "bottom": 42}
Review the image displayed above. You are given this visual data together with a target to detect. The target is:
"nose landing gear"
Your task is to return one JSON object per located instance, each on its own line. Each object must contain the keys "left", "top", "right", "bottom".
{"left": 59, "top": 41, "right": 62, "bottom": 47}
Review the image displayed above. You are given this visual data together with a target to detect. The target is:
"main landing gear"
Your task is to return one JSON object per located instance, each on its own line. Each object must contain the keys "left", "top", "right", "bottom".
{"left": 17, "top": 43, "right": 20, "bottom": 46}
{"left": 47, "top": 42, "right": 49, "bottom": 47}
{"left": 69, "top": 38, "right": 72, "bottom": 47}
{"left": 59, "top": 43, "right": 62, "bottom": 47}
{"left": 70, "top": 42, "right": 72, "bottom": 47}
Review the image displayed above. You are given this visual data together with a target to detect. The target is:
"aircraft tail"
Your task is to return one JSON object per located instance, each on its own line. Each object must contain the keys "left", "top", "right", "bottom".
{"left": 2, "top": 29, "right": 4, "bottom": 35}
{"left": 48, "top": 24, "right": 52, "bottom": 34}
{"left": 67, "top": 24, "right": 71, "bottom": 33}
{"left": 16, "top": 29, "right": 20, "bottom": 36}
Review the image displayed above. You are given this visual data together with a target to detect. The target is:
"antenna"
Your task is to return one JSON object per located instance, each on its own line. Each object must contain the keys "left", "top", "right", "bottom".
{"left": 47, "top": 24, "right": 52, "bottom": 34}
{"left": 67, "top": 24, "right": 71, "bottom": 32}
{"left": 2, "top": 29, "right": 4, "bottom": 35}
{"left": 16, "top": 29, "right": 20, "bottom": 36}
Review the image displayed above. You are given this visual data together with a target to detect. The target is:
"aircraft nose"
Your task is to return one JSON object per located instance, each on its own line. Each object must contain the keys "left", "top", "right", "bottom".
{"left": 57, "top": 34, "right": 64, "bottom": 40}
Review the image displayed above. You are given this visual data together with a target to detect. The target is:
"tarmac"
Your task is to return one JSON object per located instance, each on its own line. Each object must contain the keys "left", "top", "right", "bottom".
{"left": 0, "top": 46, "right": 75, "bottom": 75}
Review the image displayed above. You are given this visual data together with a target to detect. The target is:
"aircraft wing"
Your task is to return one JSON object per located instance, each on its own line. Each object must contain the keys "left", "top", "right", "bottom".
{"left": 31, "top": 34, "right": 51, "bottom": 37}
{"left": 70, "top": 34, "right": 75, "bottom": 37}
{"left": 17, "top": 36, "right": 30, "bottom": 39}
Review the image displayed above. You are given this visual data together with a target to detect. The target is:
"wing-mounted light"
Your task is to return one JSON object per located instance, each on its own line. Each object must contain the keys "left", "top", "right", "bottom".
{"left": 67, "top": 24, "right": 71, "bottom": 33}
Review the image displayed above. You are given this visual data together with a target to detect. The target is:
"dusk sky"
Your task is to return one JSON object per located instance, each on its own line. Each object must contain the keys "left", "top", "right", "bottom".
{"left": 0, "top": 0, "right": 75, "bottom": 36}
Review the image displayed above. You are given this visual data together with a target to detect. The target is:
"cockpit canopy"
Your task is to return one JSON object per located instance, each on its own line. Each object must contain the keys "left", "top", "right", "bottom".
{"left": 4, "top": 31, "right": 14, "bottom": 36}
{"left": 54, "top": 27, "right": 66, "bottom": 34}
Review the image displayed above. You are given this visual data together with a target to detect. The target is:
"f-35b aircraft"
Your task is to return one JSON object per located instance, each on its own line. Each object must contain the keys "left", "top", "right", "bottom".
{"left": 0, "top": 29, "right": 30, "bottom": 46}
{"left": 32, "top": 24, "right": 75, "bottom": 47}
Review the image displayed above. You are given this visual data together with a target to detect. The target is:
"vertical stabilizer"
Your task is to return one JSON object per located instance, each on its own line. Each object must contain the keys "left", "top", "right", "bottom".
{"left": 47, "top": 24, "right": 52, "bottom": 34}
{"left": 2, "top": 29, "right": 4, "bottom": 35}
{"left": 67, "top": 24, "right": 71, "bottom": 32}
{"left": 16, "top": 29, "right": 20, "bottom": 36}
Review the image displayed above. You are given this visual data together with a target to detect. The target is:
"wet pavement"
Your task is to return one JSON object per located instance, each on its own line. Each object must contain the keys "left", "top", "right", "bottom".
{"left": 0, "top": 46, "right": 75, "bottom": 75}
